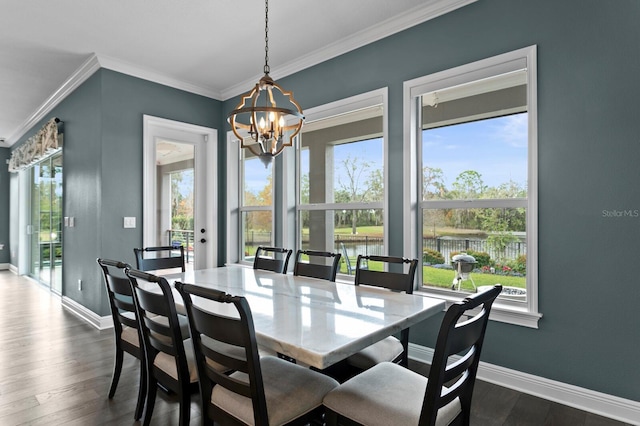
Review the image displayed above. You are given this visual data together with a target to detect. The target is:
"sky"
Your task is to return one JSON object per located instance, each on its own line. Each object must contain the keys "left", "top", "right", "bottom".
{"left": 422, "top": 113, "right": 528, "bottom": 189}
{"left": 243, "top": 112, "right": 527, "bottom": 195}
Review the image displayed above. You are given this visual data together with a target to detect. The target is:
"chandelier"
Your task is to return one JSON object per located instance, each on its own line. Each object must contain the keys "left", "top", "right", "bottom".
{"left": 227, "top": 0, "right": 304, "bottom": 167}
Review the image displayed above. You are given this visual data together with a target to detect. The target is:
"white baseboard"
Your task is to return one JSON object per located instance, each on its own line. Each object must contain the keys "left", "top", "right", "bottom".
{"left": 409, "top": 344, "right": 640, "bottom": 425}
{"left": 61, "top": 296, "right": 113, "bottom": 330}
{"left": 0, "top": 263, "right": 9, "bottom": 270}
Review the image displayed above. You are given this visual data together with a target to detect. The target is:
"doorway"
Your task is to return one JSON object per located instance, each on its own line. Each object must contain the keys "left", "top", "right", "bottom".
{"left": 143, "top": 116, "right": 217, "bottom": 270}
{"left": 29, "top": 152, "right": 63, "bottom": 293}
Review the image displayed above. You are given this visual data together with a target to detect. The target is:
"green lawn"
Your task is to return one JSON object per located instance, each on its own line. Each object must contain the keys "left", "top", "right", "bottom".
{"left": 332, "top": 226, "right": 384, "bottom": 237}
{"left": 337, "top": 261, "right": 525, "bottom": 291}
{"left": 424, "top": 265, "right": 525, "bottom": 291}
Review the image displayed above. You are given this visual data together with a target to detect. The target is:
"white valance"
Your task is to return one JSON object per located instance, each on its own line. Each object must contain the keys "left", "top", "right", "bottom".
{"left": 8, "top": 118, "right": 63, "bottom": 173}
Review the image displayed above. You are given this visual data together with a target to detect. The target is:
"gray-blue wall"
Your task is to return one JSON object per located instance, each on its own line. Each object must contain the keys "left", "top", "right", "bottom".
{"left": 5, "top": 0, "right": 639, "bottom": 404}
{"left": 224, "top": 0, "right": 640, "bottom": 401}
{"left": 10, "top": 69, "right": 222, "bottom": 316}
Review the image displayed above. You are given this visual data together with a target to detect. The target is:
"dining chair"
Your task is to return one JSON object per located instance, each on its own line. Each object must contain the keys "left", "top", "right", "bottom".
{"left": 133, "top": 245, "right": 186, "bottom": 273}
{"left": 125, "top": 268, "right": 197, "bottom": 426}
{"left": 347, "top": 254, "right": 419, "bottom": 370}
{"left": 253, "top": 246, "right": 293, "bottom": 274}
{"left": 175, "top": 281, "right": 340, "bottom": 426}
{"left": 293, "top": 249, "right": 342, "bottom": 282}
{"left": 323, "top": 284, "right": 503, "bottom": 426}
{"left": 97, "top": 258, "right": 146, "bottom": 421}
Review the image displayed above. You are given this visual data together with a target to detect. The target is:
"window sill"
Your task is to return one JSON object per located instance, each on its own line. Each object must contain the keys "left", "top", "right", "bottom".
{"left": 414, "top": 288, "right": 542, "bottom": 329}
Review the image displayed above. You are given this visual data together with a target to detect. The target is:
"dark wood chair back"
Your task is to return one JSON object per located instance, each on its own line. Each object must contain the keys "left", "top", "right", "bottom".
{"left": 96, "top": 258, "right": 146, "bottom": 420}
{"left": 354, "top": 254, "right": 419, "bottom": 366}
{"left": 354, "top": 254, "right": 418, "bottom": 293}
{"left": 175, "top": 282, "right": 268, "bottom": 424}
{"left": 126, "top": 268, "right": 193, "bottom": 426}
{"left": 133, "top": 245, "right": 185, "bottom": 272}
{"left": 98, "top": 258, "right": 139, "bottom": 352}
{"left": 253, "top": 246, "right": 292, "bottom": 274}
{"left": 421, "top": 284, "right": 502, "bottom": 426}
{"left": 293, "top": 249, "right": 342, "bottom": 282}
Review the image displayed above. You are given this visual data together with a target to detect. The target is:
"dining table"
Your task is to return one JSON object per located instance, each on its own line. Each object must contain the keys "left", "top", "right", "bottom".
{"left": 161, "top": 265, "right": 446, "bottom": 370}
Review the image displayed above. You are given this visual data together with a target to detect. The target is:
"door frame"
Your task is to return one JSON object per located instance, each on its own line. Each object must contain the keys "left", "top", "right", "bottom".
{"left": 142, "top": 115, "right": 217, "bottom": 269}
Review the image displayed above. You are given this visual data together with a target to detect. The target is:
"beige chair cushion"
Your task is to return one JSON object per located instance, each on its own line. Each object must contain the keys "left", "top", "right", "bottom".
{"left": 211, "top": 356, "right": 339, "bottom": 426}
{"left": 154, "top": 338, "right": 199, "bottom": 383}
{"left": 323, "top": 361, "right": 461, "bottom": 426}
{"left": 120, "top": 326, "right": 140, "bottom": 347}
{"left": 347, "top": 336, "right": 403, "bottom": 370}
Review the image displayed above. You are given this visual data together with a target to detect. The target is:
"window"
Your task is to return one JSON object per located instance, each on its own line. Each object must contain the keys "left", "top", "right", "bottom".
{"left": 29, "top": 152, "right": 63, "bottom": 293}
{"left": 297, "top": 89, "right": 387, "bottom": 278}
{"left": 239, "top": 151, "right": 274, "bottom": 263}
{"left": 404, "top": 46, "right": 540, "bottom": 327}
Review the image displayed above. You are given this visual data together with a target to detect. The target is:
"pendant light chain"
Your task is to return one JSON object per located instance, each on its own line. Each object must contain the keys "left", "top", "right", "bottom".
{"left": 264, "top": 0, "right": 270, "bottom": 75}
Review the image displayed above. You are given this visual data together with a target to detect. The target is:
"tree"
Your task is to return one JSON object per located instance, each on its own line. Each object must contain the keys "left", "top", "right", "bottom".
{"left": 366, "top": 168, "right": 384, "bottom": 202}
{"left": 366, "top": 168, "right": 384, "bottom": 226}
{"left": 482, "top": 212, "right": 519, "bottom": 262}
{"left": 170, "top": 170, "right": 194, "bottom": 230}
{"left": 449, "top": 170, "right": 486, "bottom": 229}
{"left": 300, "top": 173, "right": 309, "bottom": 204}
{"left": 338, "top": 154, "right": 371, "bottom": 234}
{"left": 423, "top": 166, "right": 447, "bottom": 200}
{"left": 452, "top": 170, "right": 486, "bottom": 199}
{"left": 254, "top": 175, "right": 273, "bottom": 231}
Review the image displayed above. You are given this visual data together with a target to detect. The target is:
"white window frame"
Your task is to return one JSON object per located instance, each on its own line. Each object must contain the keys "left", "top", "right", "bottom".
{"left": 403, "top": 46, "right": 541, "bottom": 328}
{"left": 226, "top": 132, "right": 275, "bottom": 266}
{"left": 296, "top": 88, "right": 389, "bottom": 278}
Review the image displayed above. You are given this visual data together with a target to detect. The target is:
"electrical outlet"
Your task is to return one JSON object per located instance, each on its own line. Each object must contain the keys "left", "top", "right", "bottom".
{"left": 0, "top": 244, "right": 4, "bottom": 250}
{"left": 78, "top": 279, "right": 82, "bottom": 291}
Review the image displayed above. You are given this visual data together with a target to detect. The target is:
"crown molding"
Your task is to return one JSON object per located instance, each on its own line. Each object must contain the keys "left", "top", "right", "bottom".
{"left": 5, "top": 53, "right": 222, "bottom": 147}
{"left": 6, "top": 54, "right": 101, "bottom": 146}
{"left": 221, "top": 0, "right": 478, "bottom": 100}
{"left": 6, "top": 0, "right": 476, "bottom": 146}
{"left": 96, "top": 54, "right": 222, "bottom": 100}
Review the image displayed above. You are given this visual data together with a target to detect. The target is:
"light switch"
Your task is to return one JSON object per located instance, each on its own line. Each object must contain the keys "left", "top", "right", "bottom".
{"left": 124, "top": 217, "right": 136, "bottom": 228}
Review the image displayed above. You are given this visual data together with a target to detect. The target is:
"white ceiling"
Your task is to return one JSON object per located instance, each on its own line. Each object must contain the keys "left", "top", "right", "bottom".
{"left": 0, "top": 0, "right": 474, "bottom": 147}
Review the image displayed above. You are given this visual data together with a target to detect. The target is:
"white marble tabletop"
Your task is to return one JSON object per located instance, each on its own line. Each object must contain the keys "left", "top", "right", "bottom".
{"left": 162, "top": 265, "right": 445, "bottom": 369}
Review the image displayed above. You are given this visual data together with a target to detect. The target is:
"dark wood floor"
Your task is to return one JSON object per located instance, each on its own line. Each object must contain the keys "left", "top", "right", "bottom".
{"left": 0, "top": 270, "right": 631, "bottom": 426}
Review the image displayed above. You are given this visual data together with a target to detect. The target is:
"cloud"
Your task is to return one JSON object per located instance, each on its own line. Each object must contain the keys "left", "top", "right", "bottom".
{"left": 494, "top": 114, "right": 528, "bottom": 148}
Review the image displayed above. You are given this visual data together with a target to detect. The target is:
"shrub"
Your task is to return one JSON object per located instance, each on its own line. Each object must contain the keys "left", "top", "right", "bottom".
{"left": 507, "top": 254, "right": 527, "bottom": 274}
{"left": 423, "top": 249, "right": 444, "bottom": 265}
{"left": 451, "top": 249, "right": 491, "bottom": 268}
{"left": 465, "top": 249, "right": 491, "bottom": 268}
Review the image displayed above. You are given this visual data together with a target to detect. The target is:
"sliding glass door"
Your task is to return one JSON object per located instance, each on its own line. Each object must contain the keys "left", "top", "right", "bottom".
{"left": 29, "top": 153, "right": 63, "bottom": 293}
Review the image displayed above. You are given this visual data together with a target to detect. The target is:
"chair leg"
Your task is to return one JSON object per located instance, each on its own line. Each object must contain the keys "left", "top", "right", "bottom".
{"left": 399, "top": 329, "right": 410, "bottom": 367}
{"left": 202, "top": 415, "right": 214, "bottom": 426}
{"left": 108, "top": 348, "right": 124, "bottom": 398}
{"left": 134, "top": 360, "right": 147, "bottom": 420}
{"left": 325, "top": 408, "right": 339, "bottom": 426}
{"left": 142, "top": 379, "right": 157, "bottom": 426}
{"left": 178, "top": 390, "right": 190, "bottom": 426}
